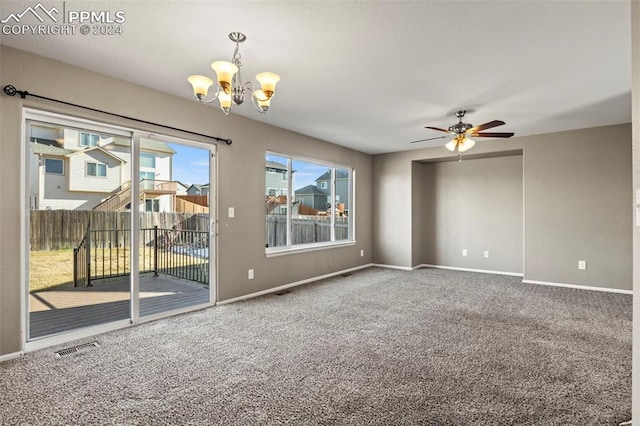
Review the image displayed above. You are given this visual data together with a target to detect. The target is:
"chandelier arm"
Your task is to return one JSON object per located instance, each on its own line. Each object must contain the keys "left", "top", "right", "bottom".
{"left": 245, "top": 81, "right": 267, "bottom": 113}
{"left": 195, "top": 84, "right": 222, "bottom": 104}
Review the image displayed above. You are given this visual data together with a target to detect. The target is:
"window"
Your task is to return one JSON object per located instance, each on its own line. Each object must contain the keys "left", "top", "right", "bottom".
{"left": 140, "top": 152, "right": 156, "bottom": 168}
{"left": 265, "top": 152, "right": 353, "bottom": 252}
{"left": 80, "top": 132, "right": 100, "bottom": 147}
{"left": 44, "top": 158, "right": 64, "bottom": 175}
{"left": 140, "top": 171, "right": 155, "bottom": 180}
{"left": 145, "top": 199, "right": 160, "bottom": 212}
{"left": 86, "top": 162, "right": 107, "bottom": 177}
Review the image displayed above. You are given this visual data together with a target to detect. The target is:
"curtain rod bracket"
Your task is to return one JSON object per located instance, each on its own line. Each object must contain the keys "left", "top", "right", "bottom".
{"left": 2, "top": 84, "right": 232, "bottom": 145}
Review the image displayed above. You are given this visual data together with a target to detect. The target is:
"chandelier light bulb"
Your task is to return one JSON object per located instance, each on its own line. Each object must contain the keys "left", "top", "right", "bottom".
{"left": 187, "top": 75, "right": 214, "bottom": 99}
{"left": 211, "top": 61, "right": 238, "bottom": 94}
{"left": 254, "top": 90, "right": 271, "bottom": 112}
{"left": 256, "top": 72, "right": 280, "bottom": 98}
{"left": 218, "top": 91, "right": 232, "bottom": 114}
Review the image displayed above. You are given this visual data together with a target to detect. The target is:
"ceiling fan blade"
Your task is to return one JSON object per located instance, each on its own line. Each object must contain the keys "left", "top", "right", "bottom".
{"left": 467, "top": 120, "right": 505, "bottom": 133}
{"left": 469, "top": 132, "right": 514, "bottom": 138}
{"left": 410, "top": 135, "right": 447, "bottom": 144}
{"left": 425, "top": 126, "right": 451, "bottom": 133}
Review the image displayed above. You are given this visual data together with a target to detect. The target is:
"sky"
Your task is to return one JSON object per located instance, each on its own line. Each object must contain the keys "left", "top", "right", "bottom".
{"left": 267, "top": 153, "right": 330, "bottom": 190}
{"left": 171, "top": 146, "right": 330, "bottom": 190}
{"left": 169, "top": 143, "right": 210, "bottom": 186}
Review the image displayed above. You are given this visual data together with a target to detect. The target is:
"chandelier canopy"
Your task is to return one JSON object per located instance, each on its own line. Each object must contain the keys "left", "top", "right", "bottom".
{"left": 187, "top": 32, "right": 280, "bottom": 115}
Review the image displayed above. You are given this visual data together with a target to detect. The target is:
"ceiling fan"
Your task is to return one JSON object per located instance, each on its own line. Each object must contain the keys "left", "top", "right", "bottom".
{"left": 410, "top": 110, "right": 514, "bottom": 153}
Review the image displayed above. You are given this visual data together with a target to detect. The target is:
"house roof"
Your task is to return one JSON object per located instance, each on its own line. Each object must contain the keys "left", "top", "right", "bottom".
{"left": 66, "top": 146, "right": 125, "bottom": 163}
{"left": 30, "top": 142, "right": 73, "bottom": 156}
{"left": 266, "top": 161, "right": 287, "bottom": 171}
{"left": 316, "top": 170, "right": 349, "bottom": 181}
{"left": 188, "top": 183, "right": 209, "bottom": 191}
{"left": 107, "top": 137, "right": 176, "bottom": 154}
{"left": 295, "top": 184, "right": 326, "bottom": 196}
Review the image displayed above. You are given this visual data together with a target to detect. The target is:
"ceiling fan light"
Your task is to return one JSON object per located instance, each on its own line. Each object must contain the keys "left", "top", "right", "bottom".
{"left": 211, "top": 60, "right": 238, "bottom": 94}
{"left": 457, "top": 137, "right": 475, "bottom": 153}
{"left": 445, "top": 139, "right": 457, "bottom": 152}
{"left": 187, "top": 75, "right": 214, "bottom": 99}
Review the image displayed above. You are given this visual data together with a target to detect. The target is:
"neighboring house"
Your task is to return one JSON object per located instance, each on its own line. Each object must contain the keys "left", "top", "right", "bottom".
{"left": 314, "top": 169, "right": 350, "bottom": 210}
{"left": 289, "top": 169, "right": 350, "bottom": 216}
{"left": 295, "top": 184, "right": 329, "bottom": 211}
{"left": 187, "top": 183, "right": 209, "bottom": 196}
{"left": 175, "top": 181, "right": 190, "bottom": 196}
{"left": 265, "top": 161, "right": 290, "bottom": 216}
{"left": 29, "top": 123, "right": 177, "bottom": 211}
{"left": 265, "top": 161, "right": 288, "bottom": 196}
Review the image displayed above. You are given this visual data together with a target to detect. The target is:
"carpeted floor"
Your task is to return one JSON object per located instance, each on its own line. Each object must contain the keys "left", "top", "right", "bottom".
{"left": 0, "top": 267, "right": 632, "bottom": 425}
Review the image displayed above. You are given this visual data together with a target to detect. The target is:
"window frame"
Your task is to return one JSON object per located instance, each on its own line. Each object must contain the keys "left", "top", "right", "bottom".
{"left": 44, "top": 158, "right": 64, "bottom": 175}
{"left": 265, "top": 151, "right": 355, "bottom": 256}
{"left": 79, "top": 131, "right": 100, "bottom": 147}
{"left": 139, "top": 152, "right": 156, "bottom": 169}
{"left": 85, "top": 161, "right": 107, "bottom": 178}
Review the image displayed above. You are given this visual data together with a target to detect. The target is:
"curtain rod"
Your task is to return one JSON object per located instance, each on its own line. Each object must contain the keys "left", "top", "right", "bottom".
{"left": 2, "top": 85, "right": 233, "bottom": 145}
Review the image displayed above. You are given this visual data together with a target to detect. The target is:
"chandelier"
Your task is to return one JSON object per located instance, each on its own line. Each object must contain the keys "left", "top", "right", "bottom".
{"left": 187, "top": 32, "right": 280, "bottom": 114}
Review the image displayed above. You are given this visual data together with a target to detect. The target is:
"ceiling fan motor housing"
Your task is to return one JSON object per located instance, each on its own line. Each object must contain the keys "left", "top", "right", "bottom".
{"left": 448, "top": 122, "right": 473, "bottom": 134}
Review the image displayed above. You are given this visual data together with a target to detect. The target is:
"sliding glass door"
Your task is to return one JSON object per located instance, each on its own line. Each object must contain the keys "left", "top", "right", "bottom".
{"left": 137, "top": 138, "right": 213, "bottom": 319}
{"left": 27, "top": 117, "right": 134, "bottom": 339}
{"left": 25, "top": 110, "right": 215, "bottom": 340}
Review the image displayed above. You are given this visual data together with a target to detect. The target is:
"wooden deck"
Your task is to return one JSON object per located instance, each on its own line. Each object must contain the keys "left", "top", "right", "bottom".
{"left": 29, "top": 274, "right": 210, "bottom": 339}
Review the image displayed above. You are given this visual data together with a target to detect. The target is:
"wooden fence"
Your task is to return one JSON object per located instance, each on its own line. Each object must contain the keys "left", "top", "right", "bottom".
{"left": 176, "top": 195, "right": 209, "bottom": 207}
{"left": 266, "top": 216, "right": 350, "bottom": 247}
{"left": 30, "top": 210, "right": 209, "bottom": 251}
{"left": 175, "top": 197, "right": 209, "bottom": 214}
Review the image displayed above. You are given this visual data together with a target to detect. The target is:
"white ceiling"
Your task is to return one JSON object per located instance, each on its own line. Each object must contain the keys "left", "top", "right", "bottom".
{"left": 0, "top": 1, "right": 631, "bottom": 154}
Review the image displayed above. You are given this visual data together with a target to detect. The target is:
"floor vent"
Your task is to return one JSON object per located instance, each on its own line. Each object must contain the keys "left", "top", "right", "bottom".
{"left": 55, "top": 341, "right": 100, "bottom": 358}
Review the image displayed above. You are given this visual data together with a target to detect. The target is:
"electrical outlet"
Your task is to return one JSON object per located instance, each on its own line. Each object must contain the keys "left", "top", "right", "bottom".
{"left": 484, "top": 251, "right": 489, "bottom": 258}
{"left": 578, "top": 260, "right": 586, "bottom": 270}
{"left": 360, "top": 250, "right": 364, "bottom": 257}
{"left": 228, "top": 207, "right": 235, "bottom": 218}
{"left": 248, "top": 269, "right": 254, "bottom": 279}
{"left": 462, "top": 249, "right": 467, "bottom": 257}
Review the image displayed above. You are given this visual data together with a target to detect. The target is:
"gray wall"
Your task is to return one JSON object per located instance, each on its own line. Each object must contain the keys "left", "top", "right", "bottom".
{"left": 420, "top": 155, "right": 523, "bottom": 274}
{"left": 524, "top": 125, "right": 631, "bottom": 289}
{"left": 373, "top": 124, "right": 632, "bottom": 290}
{"left": 0, "top": 46, "right": 373, "bottom": 356}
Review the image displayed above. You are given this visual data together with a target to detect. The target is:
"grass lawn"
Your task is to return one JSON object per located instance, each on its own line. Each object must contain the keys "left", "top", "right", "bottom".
{"left": 29, "top": 249, "right": 75, "bottom": 292}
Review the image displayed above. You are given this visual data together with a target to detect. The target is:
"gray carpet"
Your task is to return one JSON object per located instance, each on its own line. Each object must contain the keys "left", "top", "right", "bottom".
{"left": 0, "top": 267, "right": 632, "bottom": 425}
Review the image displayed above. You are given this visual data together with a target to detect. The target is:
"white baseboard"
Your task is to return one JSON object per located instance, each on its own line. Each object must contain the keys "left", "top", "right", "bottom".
{"left": 419, "top": 264, "right": 524, "bottom": 277}
{"left": 370, "top": 263, "right": 415, "bottom": 271}
{"left": 218, "top": 263, "right": 374, "bottom": 305}
{"left": 522, "top": 279, "right": 633, "bottom": 295}
{"left": 0, "top": 351, "right": 23, "bottom": 363}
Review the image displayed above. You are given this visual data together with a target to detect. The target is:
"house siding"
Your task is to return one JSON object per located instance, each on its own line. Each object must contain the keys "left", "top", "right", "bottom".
{"left": 68, "top": 150, "right": 121, "bottom": 194}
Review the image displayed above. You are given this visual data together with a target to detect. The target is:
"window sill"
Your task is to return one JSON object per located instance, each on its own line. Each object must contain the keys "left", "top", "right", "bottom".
{"left": 266, "top": 240, "right": 356, "bottom": 258}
